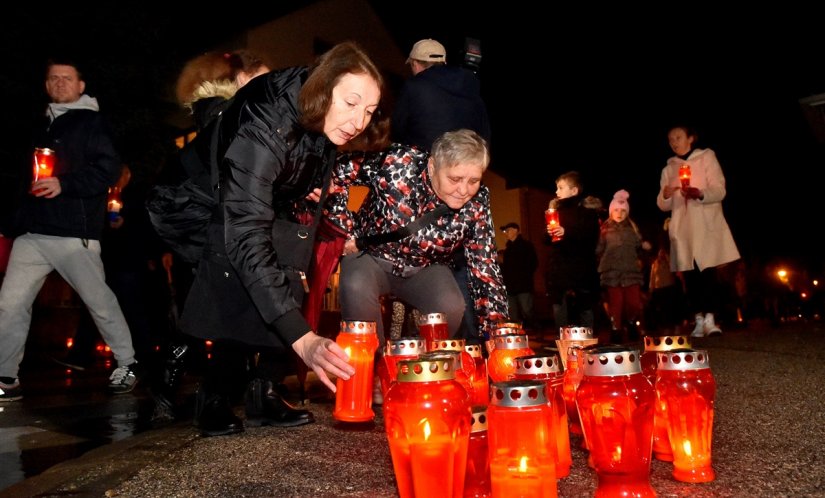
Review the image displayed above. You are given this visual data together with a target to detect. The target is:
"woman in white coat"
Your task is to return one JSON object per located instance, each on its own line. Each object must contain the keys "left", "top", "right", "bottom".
{"left": 656, "top": 124, "right": 740, "bottom": 337}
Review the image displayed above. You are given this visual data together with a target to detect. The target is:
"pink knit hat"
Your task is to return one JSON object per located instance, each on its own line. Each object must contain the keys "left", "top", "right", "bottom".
{"left": 609, "top": 189, "right": 630, "bottom": 215}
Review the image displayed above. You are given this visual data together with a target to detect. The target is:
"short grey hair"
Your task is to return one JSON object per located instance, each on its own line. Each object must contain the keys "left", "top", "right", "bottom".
{"left": 430, "top": 129, "right": 490, "bottom": 172}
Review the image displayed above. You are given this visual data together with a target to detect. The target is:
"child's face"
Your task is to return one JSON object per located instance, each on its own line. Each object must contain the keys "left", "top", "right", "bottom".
{"left": 556, "top": 180, "right": 578, "bottom": 199}
{"left": 610, "top": 208, "right": 628, "bottom": 223}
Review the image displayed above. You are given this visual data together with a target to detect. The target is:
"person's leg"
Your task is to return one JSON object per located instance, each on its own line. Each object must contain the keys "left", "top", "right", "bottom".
{"left": 196, "top": 339, "right": 247, "bottom": 436}
{"left": 51, "top": 238, "right": 136, "bottom": 367}
{"left": 339, "top": 254, "right": 391, "bottom": 344}
{"left": 507, "top": 294, "right": 522, "bottom": 322}
{"left": 451, "top": 260, "right": 477, "bottom": 339}
{"left": 245, "top": 347, "right": 314, "bottom": 427}
{"left": 393, "top": 265, "right": 465, "bottom": 338}
{"left": 0, "top": 235, "right": 54, "bottom": 379}
{"left": 518, "top": 292, "right": 536, "bottom": 330}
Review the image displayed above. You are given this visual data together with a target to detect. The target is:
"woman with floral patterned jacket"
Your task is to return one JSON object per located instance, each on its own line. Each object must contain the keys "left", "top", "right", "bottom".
{"left": 328, "top": 129, "right": 508, "bottom": 344}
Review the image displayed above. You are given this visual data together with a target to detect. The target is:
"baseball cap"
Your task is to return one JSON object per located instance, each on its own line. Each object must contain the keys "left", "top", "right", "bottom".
{"left": 407, "top": 39, "right": 447, "bottom": 64}
{"left": 500, "top": 222, "right": 520, "bottom": 231}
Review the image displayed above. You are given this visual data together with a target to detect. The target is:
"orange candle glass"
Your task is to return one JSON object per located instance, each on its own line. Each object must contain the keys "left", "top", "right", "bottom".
{"left": 544, "top": 207, "right": 561, "bottom": 242}
{"left": 488, "top": 380, "right": 558, "bottom": 498}
{"left": 333, "top": 320, "right": 379, "bottom": 422}
{"left": 679, "top": 163, "right": 691, "bottom": 189}
{"left": 377, "top": 337, "right": 425, "bottom": 398}
{"left": 656, "top": 348, "right": 716, "bottom": 483}
{"left": 487, "top": 335, "right": 533, "bottom": 383}
{"left": 418, "top": 312, "right": 449, "bottom": 347}
{"left": 422, "top": 350, "right": 474, "bottom": 403}
{"left": 641, "top": 335, "right": 691, "bottom": 461}
{"left": 33, "top": 147, "right": 55, "bottom": 181}
{"left": 464, "top": 342, "right": 489, "bottom": 406}
{"left": 512, "top": 353, "right": 571, "bottom": 478}
{"left": 384, "top": 356, "right": 471, "bottom": 498}
{"left": 464, "top": 406, "right": 491, "bottom": 498}
{"left": 576, "top": 346, "right": 656, "bottom": 498}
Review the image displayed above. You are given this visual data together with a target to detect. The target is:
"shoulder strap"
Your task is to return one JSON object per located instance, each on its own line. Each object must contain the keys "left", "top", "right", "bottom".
{"left": 356, "top": 203, "right": 452, "bottom": 250}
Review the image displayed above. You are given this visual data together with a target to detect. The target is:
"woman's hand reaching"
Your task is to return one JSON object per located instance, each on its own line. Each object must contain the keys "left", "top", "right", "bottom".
{"left": 292, "top": 331, "right": 355, "bottom": 392}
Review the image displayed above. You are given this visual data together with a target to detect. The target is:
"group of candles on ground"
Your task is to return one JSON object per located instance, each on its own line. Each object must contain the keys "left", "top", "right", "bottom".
{"left": 331, "top": 316, "right": 716, "bottom": 498}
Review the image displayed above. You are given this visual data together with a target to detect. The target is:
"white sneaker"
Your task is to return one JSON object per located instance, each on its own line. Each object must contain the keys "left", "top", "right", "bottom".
{"left": 690, "top": 314, "right": 706, "bottom": 337}
{"left": 703, "top": 313, "right": 722, "bottom": 336}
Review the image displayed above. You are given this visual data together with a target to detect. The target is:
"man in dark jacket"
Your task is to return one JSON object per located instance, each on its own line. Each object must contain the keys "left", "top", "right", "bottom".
{"left": 391, "top": 38, "right": 491, "bottom": 152}
{"left": 500, "top": 222, "right": 539, "bottom": 330}
{"left": 0, "top": 58, "right": 139, "bottom": 402}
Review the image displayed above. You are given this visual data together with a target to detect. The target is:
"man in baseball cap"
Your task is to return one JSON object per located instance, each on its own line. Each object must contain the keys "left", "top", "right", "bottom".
{"left": 406, "top": 39, "right": 447, "bottom": 65}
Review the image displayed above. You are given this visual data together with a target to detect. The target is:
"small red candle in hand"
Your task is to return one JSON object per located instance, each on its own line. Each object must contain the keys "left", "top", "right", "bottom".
{"left": 33, "top": 147, "right": 55, "bottom": 181}
{"left": 679, "top": 163, "right": 691, "bottom": 189}
{"left": 545, "top": 208, "right": 561, "bottom": 242}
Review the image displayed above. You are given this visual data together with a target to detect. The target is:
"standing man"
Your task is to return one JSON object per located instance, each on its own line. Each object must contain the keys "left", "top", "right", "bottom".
{"left": 0, "top": 58, "right": 139, "bottom": 401}
{"left": 391, "top": 38, "right": 492, "bottom": 339}
{"left": 392, "top": 38, "right": 491, "bottom": 152}
{"left": 499, "top": 222, "right": 539, "bottom": 330}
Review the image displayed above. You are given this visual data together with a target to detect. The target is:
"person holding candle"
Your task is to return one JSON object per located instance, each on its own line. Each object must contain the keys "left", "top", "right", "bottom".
{"left": 178, "top": 42, "right": 389, "bottom": 436}
{"left": 331, "top": 129, "right": 509, "bottom": 349}
{"left": 657, "top": 124, "right": 740, "bottom": 337}
{"left": 543, "top": 171, "right": 601, "bottom": 329}
{"left": 596, "top": 190, "right": 652, "bottom": 342}
{"left": 0, "top": 57, "right": 140, "bottom": 401}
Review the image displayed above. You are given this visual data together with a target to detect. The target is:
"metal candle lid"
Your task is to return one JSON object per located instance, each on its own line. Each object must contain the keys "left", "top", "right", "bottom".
{"left": 385, "top": 337, "right": 425, "bottom": 357}
{"left": 417, "top": 312, "right": 447, "bottom": 326}
{"left": 497, "top": 321, "right": 523, "bottom": 330}
{"left": 644, "top": 335, "right": 691, "bottom": 352}
{"left": 559, "top": 326, "right": 595, "bottom": 341}
{"left": 396, "top": 356, "right": 456, "bottom": 382}
{"left": 341, "top": 320, "right": 376, "bottom": 335}
{"left": 471, "top": 406, "right": 488, "bottom": 433}
{"left": 464, "top": 343, "right": 483, "bottom": 358}
{"left": 583, "top": 346, "right": 642, "bottom": 377}
{"left": 514, "top": 354, "right": 562, "bottom": 376}
{"left": 491, "top": 325, "right": 524, "bottom": 337}
{"left": 490, "top": 380, "right": 548, "bottom": 407}
{"left": 422, "top": 350, "right": 464, "bottom": 371}
{"left": 656, "top": 349, "right": 711, "bottom": 371}
{"left": 493, "top": 334, "right": 530, "bottom": 350}
{"left": 429, "top": 338, "right": 466, "bottom": 352}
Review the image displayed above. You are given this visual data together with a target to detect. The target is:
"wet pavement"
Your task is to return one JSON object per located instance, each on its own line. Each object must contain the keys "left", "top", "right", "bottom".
{"left": 2, "top": 318, "right": 825, "bottom": 497}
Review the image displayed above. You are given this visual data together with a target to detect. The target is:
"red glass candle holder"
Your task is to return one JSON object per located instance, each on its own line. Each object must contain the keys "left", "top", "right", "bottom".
{"left": 487, "top": 335, "right": 533, "bottom": 383}
{"left": 33, "top": 147, "right": 55, "bottom": 181}
{"left": 333, "top": 320, "right": 379, "bottom": 422}
{"left": 561, "top": 345, "right": 587, "bottom": 436}
{"left": 641, "top": 335, "right": 691, "bottom": 461}
{"left": 378, "top": 337, "right": 425, "bottom": 398}
{"left": 576, "top": 346, "right": 656, "bottom": 498}
{"left": 464, "top": 406, "right": 491, "bottom": 498}
{"left": 545, "top": 208, "right": 561, "bottom": 242}
{"left": 384, "top": 356, "right": 472, "bottom": 498}
{"left": 679, "top": 163, "right": 691, "bottom": 189}
{"left": 656, "top": 349, "right": 716, "bottom": 483}
{"left": 512, "top": 353, "right": 571, "bottom": 478}
{"left": 418, "top": 312, "right": 449, "bottom": 347}
{"left": 488, "top": 380, "right": 558, "bottom": 498}
{"left": 465, "top": 343, "right": 489, "bottom": 406}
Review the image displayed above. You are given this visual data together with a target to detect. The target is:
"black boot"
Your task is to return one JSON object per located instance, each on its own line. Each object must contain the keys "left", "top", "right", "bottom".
{"left": 194, "top": 387, "right": 244, "bottom": 437}
{"left": 150, "top": 342, "right": 188, "bottom": 424}
{"left": 245, "top": 378, "right": 314, "bottom": 428}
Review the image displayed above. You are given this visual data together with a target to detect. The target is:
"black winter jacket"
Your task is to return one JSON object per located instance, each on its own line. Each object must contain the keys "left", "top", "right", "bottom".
{"left": 181, "top": 67, "right": 335, "bottom": 348}
{"left": 23, "top": 109, "right": 120, "bottom": 239}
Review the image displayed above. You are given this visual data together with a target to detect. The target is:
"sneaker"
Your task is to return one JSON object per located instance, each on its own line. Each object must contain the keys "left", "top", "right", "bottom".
{"left": 690, "top": 314, "right": 706, "bottom": 338}
{"left": 109, "top": 363, "right": 140, "bottom": 394}
{"left": 703, "top": 313, "right": 722, "bottom": 336}
{"left": 0, "top": 378, "right": 22, "bottom": 401}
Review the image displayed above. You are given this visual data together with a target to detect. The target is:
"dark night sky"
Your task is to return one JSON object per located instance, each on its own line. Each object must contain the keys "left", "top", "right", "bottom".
{"left": 2, "top": 3, "right": 824, "bottom": 273}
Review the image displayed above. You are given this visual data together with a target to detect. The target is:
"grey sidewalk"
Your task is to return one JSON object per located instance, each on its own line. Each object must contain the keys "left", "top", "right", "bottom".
{"left": 3, "top": 320, "right": 824, "bottom": 497}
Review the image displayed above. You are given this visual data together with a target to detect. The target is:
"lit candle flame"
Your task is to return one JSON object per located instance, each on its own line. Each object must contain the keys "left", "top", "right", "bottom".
{"left": 518, "top": 455, "right": 529, "bottom": 472}
{"left": 682, "top": 440, "right": 692, "bottom": 456}
{"left": 344, "top": 346, "right": 352, "bottom": 358}
{"left": 423, "top": 420, "right": 431, "bottom": 441}
{"left": 612, "top": 446, "right": 622, "bottom": 462}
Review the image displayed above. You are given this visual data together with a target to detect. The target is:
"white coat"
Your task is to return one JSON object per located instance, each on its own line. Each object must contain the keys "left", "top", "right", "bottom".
{"left": 656, "top": 148, "right": 740, "bottom": 272}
